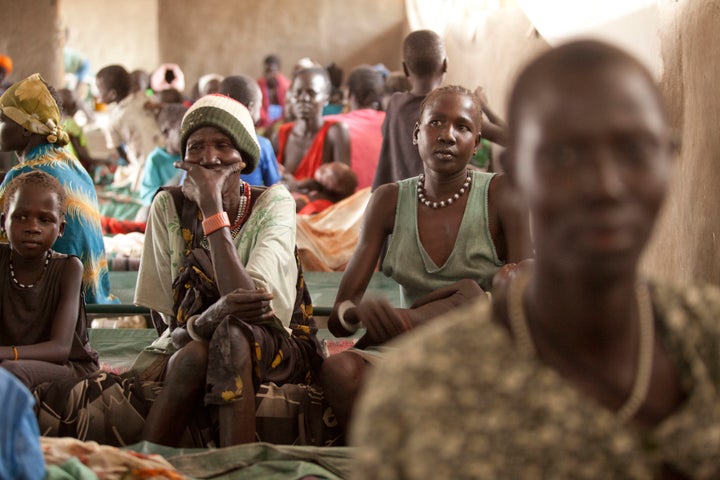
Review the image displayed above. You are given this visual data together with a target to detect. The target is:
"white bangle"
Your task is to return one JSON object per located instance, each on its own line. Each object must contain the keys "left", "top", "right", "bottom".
{"left": 185, "top": 315, "right": 207, "bottom": 342}
{"left": 337, "top": 300, "right": 361, "bottom": 333}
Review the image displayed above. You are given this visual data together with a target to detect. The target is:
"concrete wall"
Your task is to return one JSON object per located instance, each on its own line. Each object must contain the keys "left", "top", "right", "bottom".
{"left": 0, "top": 0, "right": 63, "bottom": 86}
{"left": 60, "top": 0, "right": 160, "bottom": 76}
{"left": 156, "top": 0, "right": 406, "bottom": 96}
{"left": 442, "top": 5, "right": 549, "bottom": 119}
{"left": 642, "top": 0, "right": 720, "bottom": 285}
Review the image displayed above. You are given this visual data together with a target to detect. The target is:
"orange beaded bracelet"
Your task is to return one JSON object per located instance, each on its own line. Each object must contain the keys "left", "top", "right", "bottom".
{"left": 202, "top": 211, "right": 231, "bottom": 236}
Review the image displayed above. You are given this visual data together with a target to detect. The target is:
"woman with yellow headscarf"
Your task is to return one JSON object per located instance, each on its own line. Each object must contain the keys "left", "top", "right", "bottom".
{"left": 0, "top": 73, "right": 117, "bottom": 304}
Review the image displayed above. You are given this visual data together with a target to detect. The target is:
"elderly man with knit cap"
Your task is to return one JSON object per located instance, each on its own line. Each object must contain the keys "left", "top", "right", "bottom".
{"left": 136, "top": 94, "right": 323, "bottom": 448}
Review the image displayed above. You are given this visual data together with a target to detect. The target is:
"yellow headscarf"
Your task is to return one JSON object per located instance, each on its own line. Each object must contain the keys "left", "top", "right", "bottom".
{"left": 0, "top": 73, "right": 69, "bottom": 146}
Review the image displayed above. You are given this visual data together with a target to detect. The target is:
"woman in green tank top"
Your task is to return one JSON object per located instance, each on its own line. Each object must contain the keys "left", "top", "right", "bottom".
{"left": 320, "top": 85, "right": 532, "bottom": 431}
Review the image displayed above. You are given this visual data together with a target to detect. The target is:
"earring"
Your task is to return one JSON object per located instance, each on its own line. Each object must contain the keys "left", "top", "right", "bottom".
{"left": 412, "top": 139, "right": 418, "bottom": 145}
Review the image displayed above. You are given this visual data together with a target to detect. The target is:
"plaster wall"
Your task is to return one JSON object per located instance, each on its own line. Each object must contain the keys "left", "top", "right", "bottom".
{"left": 156, "top": 0, "right": 406, "bottom": 96}
{"left": 642, "top": 0, "right": 720, "bottom": 285}
{"left": 441, "top": 5, "right": 549, "bottom": 120}
{"left": 60, "top": 0, "right": 160, "bottom": 77}
{"left": 0, "top": 0, "right": 63, "bottom": 86}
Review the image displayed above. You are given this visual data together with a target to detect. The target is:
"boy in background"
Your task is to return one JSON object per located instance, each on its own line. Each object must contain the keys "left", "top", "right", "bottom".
{"left": 371, "top": 30, "right": 446, "bottom": 189}
{"left": 219, "top": 75, "right": 282, "bottom": 186}
{"left": 257, "top": 54, "right": 290, "bottom": 132}
{"left": 57, "top": 88, "right": 96, "bottom": 173}
{"left": 96, "top": 64, "right": 164, "bottom": 192}
{"left": 136, "top": 103, "right": 187, "bottom": 222}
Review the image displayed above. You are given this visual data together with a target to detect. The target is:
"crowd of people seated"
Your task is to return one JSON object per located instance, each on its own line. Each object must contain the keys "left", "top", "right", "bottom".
{"left": 0, "top": 25, "right": 717, "bottom": 480}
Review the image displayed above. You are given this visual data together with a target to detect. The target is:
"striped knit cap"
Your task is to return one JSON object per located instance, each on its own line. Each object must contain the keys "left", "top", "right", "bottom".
{"left": 180, "top": 93, "right": 260, "bottom": 173}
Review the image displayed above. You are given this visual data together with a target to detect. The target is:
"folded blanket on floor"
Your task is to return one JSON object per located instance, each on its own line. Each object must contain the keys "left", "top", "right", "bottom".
{"left": 130, "top": 441, "right": 355, "bottom": 480}
{"left": 43, "top": 436, "right": 184, "bottom": 479}
{"left": 296, "top": 187, "right": 371, "bottom": 271}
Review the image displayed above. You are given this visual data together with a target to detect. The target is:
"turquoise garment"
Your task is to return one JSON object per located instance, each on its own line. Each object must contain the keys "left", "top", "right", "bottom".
{"left": 241, "top": 135, "right": 282, "bottom": 186}
{"left": 0, "top": 368, "right": 45, "bottom": 480}
{"left": 382, "top": 171, "right": 503, "bottom": 306}
{"left": 0, "top": 144, "right": 118, "bottom": 304}
{"left": 139, "top": 146, "right": 182, "bottom": 206}
{"left": 322, "top": 104, "right": 344, "bottom": 116}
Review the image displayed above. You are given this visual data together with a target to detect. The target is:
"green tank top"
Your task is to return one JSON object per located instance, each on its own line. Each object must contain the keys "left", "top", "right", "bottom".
{"left": 382, "top": 170, "right": 504, "bottom": 307}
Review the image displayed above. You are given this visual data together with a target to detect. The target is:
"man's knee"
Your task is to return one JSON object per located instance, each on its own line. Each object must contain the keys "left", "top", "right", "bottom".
{"left": 320, "top": 352, "right": 367, "bottom": 390}
{"left": 168, "top": 341, "right": 209, "bottom": 382}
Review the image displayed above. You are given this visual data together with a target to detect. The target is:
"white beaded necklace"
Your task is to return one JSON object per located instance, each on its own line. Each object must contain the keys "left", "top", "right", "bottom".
{"left": 507, "top": 269, "right": 655, "bottom": 425}
{"left": 9, "top": 249, "right": 52, "bottom": 289}
{"left": 417, "top": 170, "right": 472, "bottom": 208}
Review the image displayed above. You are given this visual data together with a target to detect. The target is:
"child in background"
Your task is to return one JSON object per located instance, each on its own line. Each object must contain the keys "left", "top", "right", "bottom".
{"left": 0, "top": 171, "right": 99, "bottom": 389}
{"left": 129, "top": 69, "right": 151, "bottom": 96}
{"left": 257, "top": 54, "right": 290, "bottom": 131}
{"left": 292, "top": 161, "right": 358, "bottom": 215}
{"left": 136, "top": 103, "right": 187, "bottom": 222}
{"left": 95, "top": 64, "right": 164, "bottom": 192}
{"left": 57, "top": 87, "right": 96, "bottom": 173}
{"left": 381, "top": 70, "right": 411, "bottom": 111}
{"left": 371, "top": 30, "right": 447, "bottom": 189}
{"left": 218, "top": 76, "right": 282, "bottom": 186}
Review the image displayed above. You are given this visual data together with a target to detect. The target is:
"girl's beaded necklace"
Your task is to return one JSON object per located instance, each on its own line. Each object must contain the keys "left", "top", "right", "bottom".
{"left": 417, "top": 170, "right": 472, "bottom": 209}
{"left": 10, "top": 249, "right": 52, "bottom": 289}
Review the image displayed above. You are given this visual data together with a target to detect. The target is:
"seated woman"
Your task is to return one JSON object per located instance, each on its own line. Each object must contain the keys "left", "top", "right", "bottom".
{"left": 321, "top": 85, "right": 531, "bottom": 430}
{"left": 135, "top": 94, "right": 323, "bottom": 448}
{"left": 0, "top": 171, "right": 98, "bottom": 389}
{"left": 0, "top": 73, "right": 117, "bottom": 304}
{"left": 351, "top": 40, "right": 720, "bottom": 479}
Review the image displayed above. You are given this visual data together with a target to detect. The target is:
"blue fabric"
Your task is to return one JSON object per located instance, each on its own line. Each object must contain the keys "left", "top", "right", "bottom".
{"left": 0, "top": 144, "right": 118, "bottom": 304}
{"left": 241, "top": 136, "right": 282, "bottom": 186}
{"left": 0, "top": 367, "right": 45, "bottom": 480}
{"left": 322, "top": 104, "right": 344, "bottom": 116}
{"left": 139, "top": 147, "right": 182, "bottom": 206}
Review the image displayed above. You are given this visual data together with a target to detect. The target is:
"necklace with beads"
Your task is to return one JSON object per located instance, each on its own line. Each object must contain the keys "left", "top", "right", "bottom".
{"left": 200, "top": 181, "right": 251, "bottom": 250}
{"left": 507, "top": 269, "right": 655, "bottom": 425}
{"left": 9, "top": 249, "right": 52, "bottom": 289}
{"left": 417, "top": 170, "right": 472, "bottom": 208}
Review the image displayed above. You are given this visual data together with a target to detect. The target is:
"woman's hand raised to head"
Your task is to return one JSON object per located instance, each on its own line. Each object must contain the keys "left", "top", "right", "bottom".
{"left": 175, "top": 161, "right": 243, "bottom": 215}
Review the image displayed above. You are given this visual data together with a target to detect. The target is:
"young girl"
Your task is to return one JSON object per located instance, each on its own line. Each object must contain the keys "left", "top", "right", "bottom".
{"left": 0, "top": 171, "right": 98, "bottom": 389}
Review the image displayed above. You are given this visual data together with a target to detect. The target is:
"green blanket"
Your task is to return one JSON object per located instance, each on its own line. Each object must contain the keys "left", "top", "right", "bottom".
{"left": 129, "top": 441, "right": 355, "bottom": 480}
